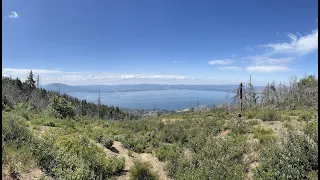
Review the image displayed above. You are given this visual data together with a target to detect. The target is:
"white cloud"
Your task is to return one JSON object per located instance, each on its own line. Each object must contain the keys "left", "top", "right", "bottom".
{"left": 208, "top": 59, "right": 233, "bottom": 65}
{"left": 260, "top": 29, "right": 318, "bottom": 55}
{"left": 8, "top": 11, "right": 19, "bottom": 19}
{"left": 3, "top": 68, "right": 61, "bottom": 75}
{"left": 218, "top": 66, "right": 243, "bottom": 71}
{"left": 246, "top": 65, "right": 289, "bottom": 73}
{"left": 2, "top": 68, "right": 190, "bottom": 84}
{"left": 118, "top": 74, "right": 186, "bottom": 80}
{"left": 248, "top": 56, "right": 295, "bottom": 65}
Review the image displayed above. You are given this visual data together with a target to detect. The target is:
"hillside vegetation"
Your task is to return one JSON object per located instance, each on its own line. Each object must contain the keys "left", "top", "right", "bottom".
{"left": 2, "top": 72, "right": 318, "bottom": 180}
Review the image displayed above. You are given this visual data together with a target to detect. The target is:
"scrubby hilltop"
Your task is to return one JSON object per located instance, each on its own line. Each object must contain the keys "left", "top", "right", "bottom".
{"left": 2, "top": 73, "right": 318, "bottom": 180}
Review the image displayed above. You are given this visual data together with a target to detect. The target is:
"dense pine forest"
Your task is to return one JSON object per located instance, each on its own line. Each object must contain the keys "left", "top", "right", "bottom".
{"left": 2, "top": 71, "right": 318, "bottom": 180}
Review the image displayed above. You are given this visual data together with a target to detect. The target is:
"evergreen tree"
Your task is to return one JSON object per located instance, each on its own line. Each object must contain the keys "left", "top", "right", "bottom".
{"left": 15, "top": 78, "right": 22, "bottom": 90}
{"left": 25, "top": 71, "right": 36, "bottom": 89}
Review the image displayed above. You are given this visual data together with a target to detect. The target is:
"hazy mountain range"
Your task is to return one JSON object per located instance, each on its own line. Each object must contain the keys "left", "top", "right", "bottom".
{"left": 42, "top": 83, "right": 264, "bottom": 94}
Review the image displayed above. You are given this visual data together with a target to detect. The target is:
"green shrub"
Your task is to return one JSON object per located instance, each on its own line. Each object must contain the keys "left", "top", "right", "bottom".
{"left": 122, "top": 136, "right": 147, "bottom": 153}
{"left": 32, "top": 133, "right": 125, "bottom": 179}
{"left": 305, "top": 119, "right": 318, "bottom": 144}
{"left": 258, "top": 110, "right": 280, "bottom": 121}
{"left": 50, "top": 96, "right": 75, "bottom": 119}
{"left": 33, "top": 125, "right": 41, "bottom": 131}
{"left": 253, "top": 127, "right": 276, "bottom": 145}
{"left": 155, "top": 144, "right": 181, "bottom": 161}
{"left": 280, "top": 115, "right": 291, "bottom": 122}
{"left": 44, "top": 121, "right": 56, "bottom": 127}
{"left": 129, "top": 161, "right": 159, "bottom": 180}
{"left": 2, "top": 112, "right": 32, "bottom": 144}
{"left": 298, "top": 111, "right": 314, "bottom": 122}
{"left": 2, "top": 95, "right": 12, "bottom": 111}
{"left": 254, "top": 130, "right": 318, "bottom": 179}
{"left": 101, "top": 136, "right": 113, "bottom": 149}
{"left": 169, "top": 135, "right": 248, "bottom": 179}
{"left": 246, "top": 110, "right": 259, "bottom": 119}
{"left": 247, "top": 119, "right": 260, "bottom": 126}
{"left": 232, "top": 120, "right": 252, "bottom": 134}
{"left": 30, "top": 118, "right": 45, "bottom": 125}
{"left": 2, "top": 143, "right": 37, "bottom": 177}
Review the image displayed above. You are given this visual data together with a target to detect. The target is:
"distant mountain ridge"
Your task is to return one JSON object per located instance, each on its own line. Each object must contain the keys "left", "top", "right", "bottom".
{"left": 43, "top": 83, "right": 264, "bottom": 94}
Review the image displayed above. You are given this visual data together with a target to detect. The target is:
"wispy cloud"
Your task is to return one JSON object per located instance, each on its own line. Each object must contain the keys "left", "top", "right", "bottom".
{"left": 2, "top": 68, "right": 190, "bottom": 84}
{"left": 259, "top": 29, "right": 318, "bottom": 55}
{"left": 8, "top": 11, "right": 19, "bottom": 19}
{"left": 246, "top": 65, "right": 289, "bottom": 73}
{"left": 3, "top": 68, "right": 61, "bottom": 75}
{"left": 173, "top": 61, "right": 180, "bottom": 64}
{"left": 117, "top": 74, "right": 187, "bottom": 80}
{"left": 218, "top": 66, "right": 243, "bottom": 71}
{"left": 208, "top": 59, "right": 233, "bottom": 65}
{"left": 247, "top": 56, "right": 295, "bottom": 65}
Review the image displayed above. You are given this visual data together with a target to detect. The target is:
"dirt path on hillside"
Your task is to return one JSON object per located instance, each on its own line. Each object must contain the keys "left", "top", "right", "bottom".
{"left": 244, "top": 118, "right": 289, "bottom": 180}
{"left": 98, "top": 141, "right": 170, "bottom": 180}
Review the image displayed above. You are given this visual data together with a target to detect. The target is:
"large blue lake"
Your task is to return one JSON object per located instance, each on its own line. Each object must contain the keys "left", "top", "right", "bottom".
{"left": 68, "top": 90, "right": 235, "bottom": 110}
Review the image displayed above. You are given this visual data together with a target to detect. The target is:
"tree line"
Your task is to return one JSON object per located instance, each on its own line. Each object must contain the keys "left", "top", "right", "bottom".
{"left": 2, "top": 71, "right": 139, "bottom": 120}
{"left": 232, "top": 75, "right": 318, "bottom": 111}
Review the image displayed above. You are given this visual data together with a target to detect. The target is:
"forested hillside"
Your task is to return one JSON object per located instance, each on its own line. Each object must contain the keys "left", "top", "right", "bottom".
{"left": 2, "top": 72, "right": 318, "bottom": 180}
{"left": 2, "top": 71, "right": 139, "bottom": 121}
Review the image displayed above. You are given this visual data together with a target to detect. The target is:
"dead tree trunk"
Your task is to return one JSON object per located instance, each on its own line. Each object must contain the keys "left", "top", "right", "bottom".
{"left": 240, "top": 82, "right": 243, "bottom": 112}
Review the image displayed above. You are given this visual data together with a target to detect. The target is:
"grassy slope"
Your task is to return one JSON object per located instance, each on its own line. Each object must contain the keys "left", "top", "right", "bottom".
{"left": 2, "top": 107, "right": 318, "bottom": 180}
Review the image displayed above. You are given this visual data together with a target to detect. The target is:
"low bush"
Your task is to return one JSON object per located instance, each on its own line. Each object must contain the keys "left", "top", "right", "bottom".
{"left": 247, "top": 119, "right": 260, "bottom": 126}
{"left": 304, "top": 119, "right": 318, "bottom": 144}
{"left": 129, "top": 161, "right": 159, "bottom": 180}
{"left": 155, "top": 144, "right": 182, "bottom": 161}
{"left": 298, "top": 110, "right": 314, "bottom": 122}
{"left": 231, "top": 120, "right": 252, "bottom": 134}
{"left": 280, "top": 115, "right": 291, "bottom": 122}
{"left": 169, "top": 134, "right": 248, "bottom": 179}
{"left": 101, "top": 136, "right": 114, "bottom": 149}
{"left": 122, "top": 136, "right": 148, "bottom": 153}
{"left": 245, "top": 110, "right": 259, "bottom": 119}
{"left": 254, "top": 130, "right": 318, "bottom": 179}
{"left": 2, "top": 143, "right": 37, "bottom": 178}
{"left": 32, "top": 133, "right": 125, "bottom": 179}
{"left": 2, "top": 112, "right": 32, "bottom": 144}
{"left": 258, "top": 110, "right": 281, "bottom": 121}
{"left": 253, "top": 127, "right": 276, "bottom": 145}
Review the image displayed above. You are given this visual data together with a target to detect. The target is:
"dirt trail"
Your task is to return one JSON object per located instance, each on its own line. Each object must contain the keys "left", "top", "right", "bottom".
{"left": 19, "top": 168, "right": 49, "bottom": 180}
{"left": 217, "top": 129, "right": 231, "bottom": 138}
{"left": 99, "top": 141, "right": 170, "bottom": 180}
{"left": 113, "top": 141, "right": 135, "bottom": 178}
{"left": 136, "top": 153, "right": 168, "bottom": 180}
{"left": 2, "top": 167, "right": 49, "bottom": 180}
{"left": 245, "top": 119, "right": 287, "bottom": 179}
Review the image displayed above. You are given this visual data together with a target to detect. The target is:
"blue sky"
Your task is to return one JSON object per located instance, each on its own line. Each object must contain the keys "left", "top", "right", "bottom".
{"left": 2, "top": 0, "right": 318, "bottom": 85}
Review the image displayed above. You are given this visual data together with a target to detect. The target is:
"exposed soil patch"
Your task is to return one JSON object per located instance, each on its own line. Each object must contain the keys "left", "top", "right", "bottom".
{"left": 217, "top": 129, "right": 231, "bottom": 138}
{"left": 97, "top": 141, "right": 170, "bottom": 180}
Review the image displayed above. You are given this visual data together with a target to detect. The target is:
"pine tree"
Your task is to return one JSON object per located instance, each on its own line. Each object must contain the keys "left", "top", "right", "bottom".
{"left": 26, "top": 71, "right": 36, "bottom": 89}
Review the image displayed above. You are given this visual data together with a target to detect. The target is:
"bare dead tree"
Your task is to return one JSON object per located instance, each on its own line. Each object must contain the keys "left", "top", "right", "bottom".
{"left": 98, "top": 88, "right": 101, "bottom": 118}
